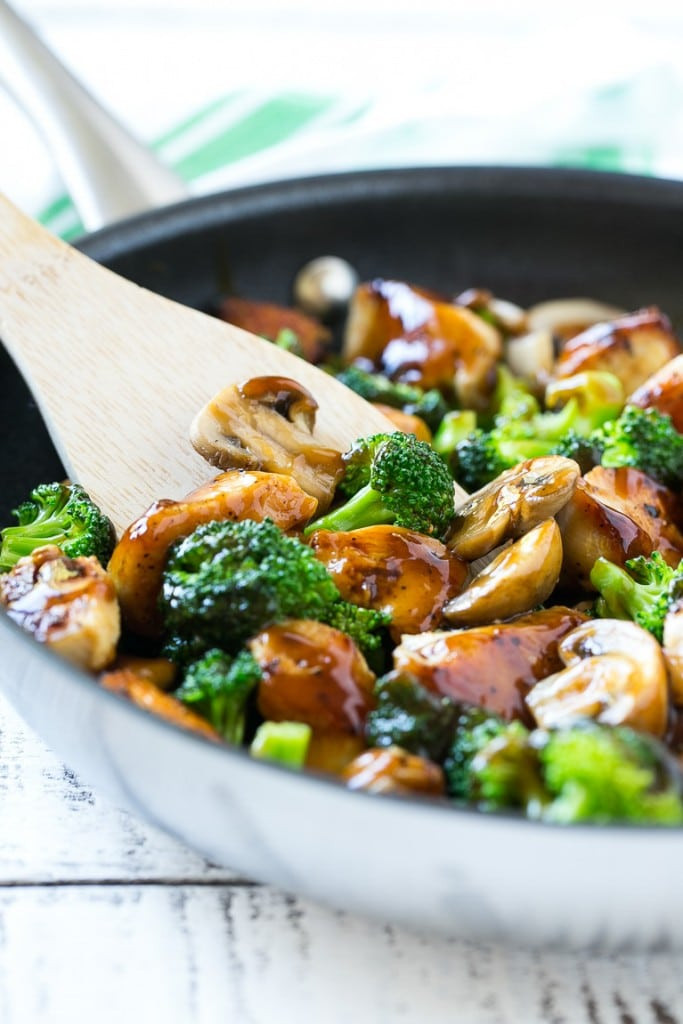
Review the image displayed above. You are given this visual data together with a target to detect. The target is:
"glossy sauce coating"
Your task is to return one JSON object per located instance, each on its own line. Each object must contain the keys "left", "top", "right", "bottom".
{"left": 393, "top": 606, "right": 587, "bottom": 723}
{"left": 558, "top": 466, "right": 683, "bottom": 590}
{"left": 100, "top": 668, "right": 221, "bottom": 742}
{"left": 250, "top": 619, "right": 376, "bottom": 734}
{"left": 108, "top": 470, "right": 318, "bottom": 637}
{"left": 309, "top": 525, "right": 467, "bottom": 638}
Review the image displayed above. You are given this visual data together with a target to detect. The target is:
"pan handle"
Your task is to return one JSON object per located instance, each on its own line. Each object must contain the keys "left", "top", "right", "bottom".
{"left": 0, "top": 0, "right": 188, "bottom": 231}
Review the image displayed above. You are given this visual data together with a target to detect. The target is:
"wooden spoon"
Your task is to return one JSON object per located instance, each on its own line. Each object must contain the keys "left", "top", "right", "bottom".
{"left": 0, "top": 194, "right": 467, "bottom": 533}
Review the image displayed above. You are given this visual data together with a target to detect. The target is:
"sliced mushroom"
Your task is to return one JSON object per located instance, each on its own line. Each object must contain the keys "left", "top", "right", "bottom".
{"left": 342, "top": 746, "right": 445, "bottom": 796}
{"left": 628, "top": 354, "right": 683, "bottom": 434}
{"left": 505, "top": 328, "right": 554, "bottom": 384}
{"left": 191, "top": 375, "right": 343, "bottom": 508}
{"left": 662, "top": 600, "right": 683, "bottom": 706}
{"left": 392, "top": 606, "right": 587, "bottom": 723}
{"left": 446, "top": 456, "right": 580, "bottom": 561}
{"left": 551, "top": 307, "right": 681, "bottom": 395}
{"left": 525, "top": 619, "right": 669, "bottom": 736}
{"left": 0, "top": 545, "right": 120, "bottom": 671}
{"left": 109, "top": 470, "right": 318, "bottom": 637}
{"left": 557, "top": 466, "right": 683, "bottom": 591}
{"left": 308, "top": 524, "right": 468, "bottom": 638}
{"left": 443, "top": 519, "right": 562, "bottom": 626}
{"left": 526, "top": 297, "right": 627, "bottom": 341}
{"left": 100, "top": 668, "right": 221, "bottom": 742}
{"left": 249, "top": 618, "right": 376, "bottom": 735}
{"left": 342, "top": 279, "right": 502, "bottom": 408}
{"left": 454, "top": 288, "right": 528, "bottom": 335}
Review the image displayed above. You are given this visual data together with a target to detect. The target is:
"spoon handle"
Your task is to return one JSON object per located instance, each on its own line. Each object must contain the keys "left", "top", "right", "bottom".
{"left": 0, "top": 0, "right": 187, "bottom": 231}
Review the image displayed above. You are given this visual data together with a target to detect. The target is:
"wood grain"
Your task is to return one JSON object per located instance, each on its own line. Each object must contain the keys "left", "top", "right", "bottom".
{"left": 1, "top": 692, "right": 683, "bottom": 1024}
{"left": 0, "top": 195, "right": 414, "bottom": 532}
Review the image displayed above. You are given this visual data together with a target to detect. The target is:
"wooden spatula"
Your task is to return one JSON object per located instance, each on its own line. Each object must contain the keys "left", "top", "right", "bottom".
{"left": 0, "top": 195, "right": 467, "bottom": 533}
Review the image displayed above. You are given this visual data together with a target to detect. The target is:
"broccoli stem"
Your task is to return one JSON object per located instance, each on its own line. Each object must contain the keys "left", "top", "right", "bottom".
{"left": 250, "top": 721, "right": 312, "bottom": 767}
{"left": 304, "top": 484, "right": 395, "bottom": 534}
{"left": 589, "top": 558, "right": 646, "bottom": 621}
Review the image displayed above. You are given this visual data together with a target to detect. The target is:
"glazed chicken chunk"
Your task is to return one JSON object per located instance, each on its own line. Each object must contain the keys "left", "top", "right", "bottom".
{"left": 0, "top": 545, "right": 119, "bottom": 671}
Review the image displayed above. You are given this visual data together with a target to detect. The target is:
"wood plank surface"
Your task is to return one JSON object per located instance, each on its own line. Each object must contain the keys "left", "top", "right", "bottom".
{"left": 2, "top": 692, "right": 683, "bottom": 1024}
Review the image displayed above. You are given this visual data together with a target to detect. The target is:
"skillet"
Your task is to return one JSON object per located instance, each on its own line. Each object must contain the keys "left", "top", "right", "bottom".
{"left": 2, "top": 165, "right": 683, "bottom": 949}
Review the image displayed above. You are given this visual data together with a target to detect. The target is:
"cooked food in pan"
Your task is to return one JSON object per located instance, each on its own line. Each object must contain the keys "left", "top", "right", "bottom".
{"left": 4, "top": 276, "right": 683, "bottom": 825}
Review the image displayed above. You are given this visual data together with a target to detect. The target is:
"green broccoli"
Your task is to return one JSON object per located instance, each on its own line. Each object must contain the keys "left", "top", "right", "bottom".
{"left": 448, "top": 371, "right": 623, "bottom": 491}
{"left": 0, "top": 481, "right": 115, "bottom": 572}
{"left": 250, "top": 721, "right": 312, "bottom": 767}
{"left": 590, "top": 552, "right": 683, "bottom": 642}
{"left": 364, "top": 671, "right": 460, "bottom": 762}
{"left": 334, "top": 365, "right": 449, "bottom": 432}
{"left": 431, "top": 411, "right": 478, "bottom": 458}
{"left": 175, "top": 648, "right": 262, "bottom": 744}
{"left": 591, "top": 405, "right": 683, "bottom": 488}
{"left": 539, "top": 723, "right": 683, "bottom": 825}
{"left": 160, "top": 518, "right": 387, "bottom": 663}
{"left": 304, "top": 432, "right": 455, "bottom": 539}
{"left": 444, "top": 708, "right": 545, "bottom": 810}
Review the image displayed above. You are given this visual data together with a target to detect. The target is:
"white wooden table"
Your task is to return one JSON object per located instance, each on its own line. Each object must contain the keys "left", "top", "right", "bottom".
{"left": 1, "top": 694, "right": 682, "bottom": 1023}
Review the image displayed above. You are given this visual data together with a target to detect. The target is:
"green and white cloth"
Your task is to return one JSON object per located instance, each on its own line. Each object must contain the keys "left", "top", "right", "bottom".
{"left": 2, "top": 0, "right": 683, "bottom": 239}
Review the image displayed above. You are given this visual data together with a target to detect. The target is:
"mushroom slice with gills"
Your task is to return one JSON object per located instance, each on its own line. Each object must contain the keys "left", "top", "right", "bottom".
{"left": 342, "top": 746, "right": 445, "bottom": 797}
{"left": 308, "top": 524, "right": 468, "bottom": 639}
{"left": 662, "top": 599, "right": 683, "bottom": 706}
{"left": 249, "top": 618, "right": 376, "bottom": 735}
{"left": 525, "top": 619, "right": 669, "bottom": 737}
{"left": 446, "top": 455, "right": 580, "bottom": 562}
{"left": 100, "top": 668, "right": 221, "bottom": 742}
{"left": 108, "top": 469, "right": 318, "bottom": 638}
{"left": 0, "top": 545, "right": 120, "bottom": 672}
{"left": 526, "top": 297, "right": 627, "bottom": 343}
{"left": 628, "top": 354, "right": 683, "bottom": 434}
{"left": 190, "top": 376, "right": 344, "bottom": 509}
{"left": 557, "top": 466, "right": 683, "bottom": 591}
{"left": 342, "top": 279, "right": 502, "bottom": 409}
{"left": 550, "top": 307, "right": 681, "bottom": 396}
{"left": 443, "top": 519, "right": 562, "bottom": 627}
{"left": 392, "top": 606, "right": 587, "bottom": 723}
{"left": 454, "top": 287, "right": 528, "bottom": 336}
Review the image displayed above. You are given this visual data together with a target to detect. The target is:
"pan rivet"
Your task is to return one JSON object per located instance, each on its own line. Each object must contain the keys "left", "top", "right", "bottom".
{"left": 293, "top": 256, "right": 358, "bottom": 320}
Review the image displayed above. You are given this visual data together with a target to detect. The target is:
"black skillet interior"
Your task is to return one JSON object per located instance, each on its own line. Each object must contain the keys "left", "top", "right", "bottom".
{"left": 3, "top": 166, "right": 683, "bottom": 522}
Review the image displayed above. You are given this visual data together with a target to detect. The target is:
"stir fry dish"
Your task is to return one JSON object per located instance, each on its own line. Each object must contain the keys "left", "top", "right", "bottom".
{"left": 4, "top": 276, "right": 683, "bottom": 826}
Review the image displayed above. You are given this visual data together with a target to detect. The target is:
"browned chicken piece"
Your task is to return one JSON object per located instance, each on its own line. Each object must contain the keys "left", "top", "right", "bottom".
{"left": 218, "top": 295, "right": 331, "bottom": 363}
{"left": 308, "top": 525, "right": 467, "bottom": 638}
{"left": 628, "top": 354, "right": 683, "bottom": 434}
{"left": 109, "top": 470, "right": 318, "bottom": 637}
{"left": 107, "top": 655, "right": 178, "bottom": 691}
{"left": 392, "top": 606, "right": 587, "bottom": 724}
{"left": 370, "top": 403, "right": 432, "bottom": 443}
{"left": 343, "top": 746, "right": 445, "bottom": 796}
{"left": 557, "top": 466, "right": 683, "bottom": 591}
{"left": 342, "top": 279, "right": 501, "bottom": 408}
{"left": 305, "top": 733, "right": 367, "bottom": 775}
{"left": 100, "top": 668, "right": 221, "bottom": 742}
{"left": 249, "top": 618, "right": 376, "bottom": 734}
{"left": 0, "top": 545, "right": 120, "bottom": 671}
{"left": 551, "top": 307, "right": 681, "bottom": 395}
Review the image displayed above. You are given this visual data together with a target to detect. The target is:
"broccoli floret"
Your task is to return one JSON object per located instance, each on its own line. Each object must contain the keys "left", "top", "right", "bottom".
{"left": 335, "top": 366, "right": 449, "bottom": 432}
{"left": 539, "top": 722, "right": 683, "bottom": 825}
{"left": 272, "top": 328, "right": 304, "bottom": 357}
{"left": 591, "top": 405, "right": 683, "bottom": 488}
{"left": 160, "top": 518, "right": 387, "bottom": 663}
{"left": 305, "top": 432, "right": 455, "bottom": 539}
{"left": 176, "top": 648, "right": 262, "bottom": 744}
{"left": 250, "top": 721, "right": 312, "bottom": 767}
{"left": 449, "top": 371, "right": 623, "bottom": 491}
{"left": 365, "top": 671, "right": 460, "bottom": 762}
{"left": 325, "top": 601, "right": 390, "bottom": 656}
{"left": 444, "top": 707, "right": 545, "bottom": 810}
{"left": 590, "top": 552, "right": 683, "bottom": 642}
{"left": 0, "top": 481, "right": 115, "bottom": 572}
